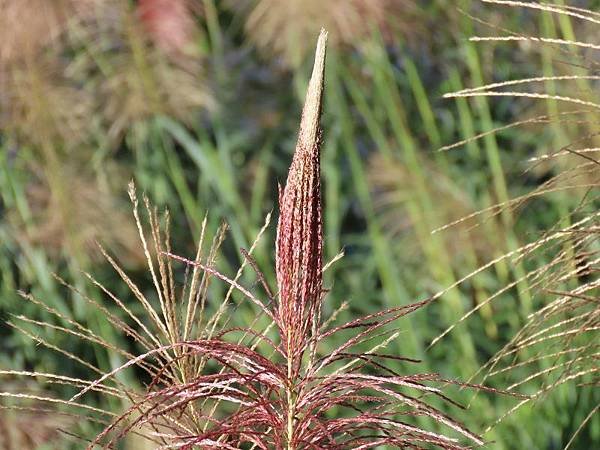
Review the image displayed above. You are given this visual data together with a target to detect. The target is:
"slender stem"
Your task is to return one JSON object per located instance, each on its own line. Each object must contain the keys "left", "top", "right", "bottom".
{"left": 286, "top": 360, "right": 295, "bottom": 450}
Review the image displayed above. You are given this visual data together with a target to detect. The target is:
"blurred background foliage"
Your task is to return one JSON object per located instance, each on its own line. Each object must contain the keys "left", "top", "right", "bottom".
{"left": 0, "top": 0, "right": 598, "bottom": 448}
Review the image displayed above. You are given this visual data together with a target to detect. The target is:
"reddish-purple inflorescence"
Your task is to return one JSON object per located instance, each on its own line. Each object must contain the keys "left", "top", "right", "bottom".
{"left": 276, "top": 30, "right": 326, "bottom": 376}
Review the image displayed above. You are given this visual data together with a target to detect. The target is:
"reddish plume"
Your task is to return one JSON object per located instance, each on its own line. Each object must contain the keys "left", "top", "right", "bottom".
{"left": 137, "top": 0, "right": 196, "bottom": 54}
{"left": 276, "top": 30, "right": 327, "bottom": 372}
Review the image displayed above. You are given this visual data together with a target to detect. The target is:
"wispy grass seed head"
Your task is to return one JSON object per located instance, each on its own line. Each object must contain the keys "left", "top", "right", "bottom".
{"left": 234, "top": 0, "right": 419, "bottom": 67}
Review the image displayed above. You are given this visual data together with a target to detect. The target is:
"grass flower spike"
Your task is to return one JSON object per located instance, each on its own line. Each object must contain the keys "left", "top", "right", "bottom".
{"left": 276, "top": 30, "right": 326, "bottom": 376}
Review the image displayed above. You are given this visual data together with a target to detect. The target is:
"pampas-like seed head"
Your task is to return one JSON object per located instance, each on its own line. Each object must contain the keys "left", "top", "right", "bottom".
{"left": 276, "top": 30, "right": 326, "bottom": 371}
{"left": 137, "top": 0, "right": 197, "bottom": 55}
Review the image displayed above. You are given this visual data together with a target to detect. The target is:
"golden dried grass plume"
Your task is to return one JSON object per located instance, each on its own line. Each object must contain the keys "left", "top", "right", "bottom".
{"left": 233, "top": 0, "right": 419, "bottom": 67}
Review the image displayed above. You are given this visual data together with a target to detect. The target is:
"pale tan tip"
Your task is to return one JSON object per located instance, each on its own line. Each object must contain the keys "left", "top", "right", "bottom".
{"left": 297, "top": 29, "right": 328, "bottom": 152}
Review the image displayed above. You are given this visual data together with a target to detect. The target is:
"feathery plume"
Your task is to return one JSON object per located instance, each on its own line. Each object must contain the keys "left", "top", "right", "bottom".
{"left": 137, "top": 0, "right": 197, "bottom": 56}
{"left": 232, "top": 0, "right": 421, "bottom": 67}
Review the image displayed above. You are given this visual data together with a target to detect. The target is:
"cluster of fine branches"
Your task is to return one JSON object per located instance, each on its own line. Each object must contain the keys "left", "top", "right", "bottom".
{"left": 435, "top": 0, "right": 599, "bottom": 445}
{"left": 1, "top": 31, "right": 483, "bottom": 449}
